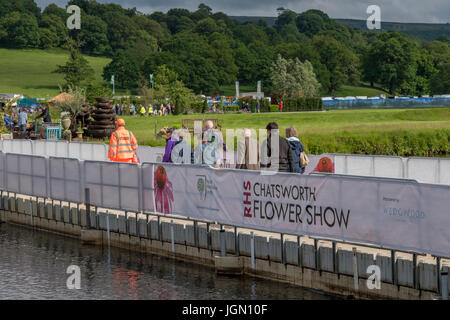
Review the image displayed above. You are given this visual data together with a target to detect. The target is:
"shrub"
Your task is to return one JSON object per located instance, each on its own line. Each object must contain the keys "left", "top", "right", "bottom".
{"left": 270, "top": 105, "right": 279, "bottom": 112}
{"left": 224, "top": 105, "right": 240, "bottom": 112}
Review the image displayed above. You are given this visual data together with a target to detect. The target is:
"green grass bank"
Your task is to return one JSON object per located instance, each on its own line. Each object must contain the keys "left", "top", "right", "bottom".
{"left": 87, "top": 108, "right": 449, "bottom": 157}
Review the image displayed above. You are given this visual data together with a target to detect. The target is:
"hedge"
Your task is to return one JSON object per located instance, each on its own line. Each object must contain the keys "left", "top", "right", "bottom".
{"left": 270, "top": 105, "right": 279, "bottom": 112}
{"left": 282, "top": 97, "right": 322, "bottom": 112}
{"left": 224, "top": 105, "right": 240, "bottom": 112}
{"left": 238, "top": 97, "right": 270, "bottom": 112}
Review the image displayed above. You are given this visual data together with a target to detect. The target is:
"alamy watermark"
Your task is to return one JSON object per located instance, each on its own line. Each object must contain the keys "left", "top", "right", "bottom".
{"left": 66, "top": 5, "right": 81, "bottom": 30}
{"left": 366, "top": 5, "right": 381, "bottom": 30}
{"left": 66, "top": 265, "right": 81, "bottom": 289}
{"left": 366, "top": 265, "right": 381, "bottom": 290}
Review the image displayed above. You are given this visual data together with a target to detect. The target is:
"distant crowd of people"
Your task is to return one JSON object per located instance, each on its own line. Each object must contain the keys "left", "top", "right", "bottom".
{"left": 114, "top": 103, "right": 175, "bottom": 117}
{"left": 161, "top": 121, "right": 309, "bottom": 174}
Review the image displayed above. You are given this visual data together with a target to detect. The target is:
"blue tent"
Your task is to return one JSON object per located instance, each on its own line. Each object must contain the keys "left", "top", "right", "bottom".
{"left": 17, "top": 97, "right": 39, "bottom": 108}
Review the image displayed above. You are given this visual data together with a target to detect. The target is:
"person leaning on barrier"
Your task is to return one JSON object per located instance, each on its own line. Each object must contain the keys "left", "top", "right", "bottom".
{"left": 108, "top": 118, "right": 139, "bottom": 163}
{"left": 260, "top": 122, "right": 294, "bottom": 172}
{"left": 162, "top": 127, "right": 178, "bottom": 163}
{"left": 171, "top": 129, "right": 194, "bottom": 164}
{"left": 286, "top": 126, "right": 308, "bottom": 174}
{"left": 236, "top": 128, "right": 260, "bottom": 170}
{"left": 202, "top": 120, "right": 227, "bottom": 168}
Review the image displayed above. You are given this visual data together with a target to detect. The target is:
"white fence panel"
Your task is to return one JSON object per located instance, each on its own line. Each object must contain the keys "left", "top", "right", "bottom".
{"left": 90, "top": 143, "right": 108, "bottom": 161}
{"left": 44, "top": 140, "right": 58, "bottom": 157}
{"left": 141, "top": 163, "right": 155, "bottom": 212}
{"left": 136, "top": 146, "right": 152, "bottom": 163}
{"left": 439, "top": 159, "right": 450, "bottom": 185}
{"left": 373, "top": 157, "right": 404, "bottom": 179}
{"left": 333, "top": 155, "right": 347, "bottom": 174}
{"left": 2, "top": 139, "right": 25, "bottom": 154}
{"left": 1, "top": 140, "right": 32, "bottom": 154}
{"left": 54, "top": 141, "right": 69, "bottom": 158}
{"left": 68, "top": 142, "right": 82, "bottom": 160}
{"left": 346, "top": 155, "right": 373, "bottom": 176}
{"left": 1, "top": 140, "right": 14, "bottom": 154}
{"left": 49, "top": 157, "right": 82, "bottom": 203}
{"left": 84, "top": 161, "right": 140, "bottom": 211}
{"left": 407, "top": 158, "right": 439, "bottom": 184}
{"left": 80, "top": 143, "right": 108, "bottom": 161}
{"left": 32, "top": 140, "right": 47, "bottom": 157}
{"left": 5, "top": 153, "right": 47, "bottom": 197}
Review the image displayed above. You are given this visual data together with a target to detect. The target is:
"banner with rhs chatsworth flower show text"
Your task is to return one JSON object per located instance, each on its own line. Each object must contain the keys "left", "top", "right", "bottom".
{"left": 149, "top": 162, "right": 450, "bottom": 258}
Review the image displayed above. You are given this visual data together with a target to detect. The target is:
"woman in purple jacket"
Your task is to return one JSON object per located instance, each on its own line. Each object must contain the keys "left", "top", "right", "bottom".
{"left": 162, "top": 128, "right": 177, "bottom": 162}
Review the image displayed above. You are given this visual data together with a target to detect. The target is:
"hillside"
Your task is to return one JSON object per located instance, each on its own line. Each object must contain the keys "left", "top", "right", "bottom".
{"left": 336, "top": 19, "right": 450, "bottom": 41}
{"left": 0, "top": 48, "right": 111, "bottom": 98}
{"left": 230, "top": 16, "right": 450, "bottom": 41}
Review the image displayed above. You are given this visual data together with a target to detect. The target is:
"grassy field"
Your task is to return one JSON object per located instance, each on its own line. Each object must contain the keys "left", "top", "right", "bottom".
{"left": 88, "top": 108, "right": 450, "bottom": 157}
{"left": 0, "top": 48, "right": 110, "bottom": 98}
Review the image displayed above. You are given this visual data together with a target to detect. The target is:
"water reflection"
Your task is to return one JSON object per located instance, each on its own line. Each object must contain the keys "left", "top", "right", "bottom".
{"left": 0, "top": 224, "right": 339, "bottom": 300}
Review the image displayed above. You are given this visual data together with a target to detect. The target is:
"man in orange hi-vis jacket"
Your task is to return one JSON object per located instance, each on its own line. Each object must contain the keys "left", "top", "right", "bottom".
{"left": 108, "top": 119, "right": 139, "bottom": 163}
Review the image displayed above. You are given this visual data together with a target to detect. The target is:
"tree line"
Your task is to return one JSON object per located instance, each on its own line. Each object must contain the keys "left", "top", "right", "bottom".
{"left": 0, "top": 0, "right": 449, "bottom": 96}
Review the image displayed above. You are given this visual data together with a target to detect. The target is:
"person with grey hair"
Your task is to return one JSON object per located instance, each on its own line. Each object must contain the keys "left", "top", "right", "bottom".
{"left": 193, "top": 120, "right": 226, "bottom": 167}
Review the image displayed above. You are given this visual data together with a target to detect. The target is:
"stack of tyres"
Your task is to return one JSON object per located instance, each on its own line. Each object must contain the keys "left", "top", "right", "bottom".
{"left": 86, "top": 97, "right": 116, "bottom": 138}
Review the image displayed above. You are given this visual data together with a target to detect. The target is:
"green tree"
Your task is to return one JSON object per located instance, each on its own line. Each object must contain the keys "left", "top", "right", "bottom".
{"left": 132, "top": 16, "right": 164, "bottom": 42}
{"left": 42, "top": 3, "right": 67, "bottom": 22}
{"left": 53, "top": 37, "right": 95, "bottom": 88}
{"left": 0, "top": 11, "right": 40, "bottom": 48}
{"left": 430, "top": 63, "right": 450, "bottom": 94}
{"left": 313, "top": 35, "right": 359, "bottom": 94}
{"left": 211, "top": 39, "right": 238, "bottom": 84}
{"left": 362, "top": 32, "right": 419, "bottom": 94}
{"left": 103, "top": 51, "right": 140, "bottom": 89}
{"left": 79, "top": 14, "right": 111, "bottom": 56}
{"left": 270, "top": 55, "right": 320, "bottom": 97}
{"left": 39, "top": 13, "right": 67, "bottom": 48}
{"left": 195, "top": 18, "right": 218, "bottom": 37}
{"left": 153, "top": 65, "right": 195, "bottom": 114}
{"left": 103, "top": 11, "right": 139, "bottom": 50}
{"left": 39, "top": 27, "right": 59, "bottom": 48}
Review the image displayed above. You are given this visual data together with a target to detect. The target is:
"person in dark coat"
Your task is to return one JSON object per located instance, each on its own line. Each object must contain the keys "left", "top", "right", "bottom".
{"left": 286, "top": 126, "right": 306, "bottom": 174}
{"left": 36, "top": 104, "right": 51, "bottom": 123}
{"left": 260, "top": 122, "right": 294, "bottom": 172}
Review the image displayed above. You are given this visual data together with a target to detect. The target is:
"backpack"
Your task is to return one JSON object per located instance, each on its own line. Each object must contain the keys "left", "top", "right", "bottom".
{"left": 300, "top": 151, "right": 310, "bottom": 168}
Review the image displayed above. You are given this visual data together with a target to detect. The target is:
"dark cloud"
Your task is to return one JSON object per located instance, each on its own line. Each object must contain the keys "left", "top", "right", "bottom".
{"left": 35, "top": 0, "right": 450, "bottom": 23}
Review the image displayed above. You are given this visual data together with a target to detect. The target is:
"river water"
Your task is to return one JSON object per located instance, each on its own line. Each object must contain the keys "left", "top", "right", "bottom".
{"left": 0, "top": 224, "right": 337, "bottom": 300}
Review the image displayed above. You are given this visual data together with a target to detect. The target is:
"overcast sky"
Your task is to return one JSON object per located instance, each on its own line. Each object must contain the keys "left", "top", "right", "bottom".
{"left": 35, "top": 0, "right": 450, "bottom": 23}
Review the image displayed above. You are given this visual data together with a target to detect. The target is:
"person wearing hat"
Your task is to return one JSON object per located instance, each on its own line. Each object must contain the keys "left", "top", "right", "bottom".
{"left": 108, "top": 118, "right": 139, "bottom": 163}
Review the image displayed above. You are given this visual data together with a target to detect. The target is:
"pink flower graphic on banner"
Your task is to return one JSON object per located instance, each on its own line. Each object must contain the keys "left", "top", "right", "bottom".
{"left": 313, "top": 157, "right": 335, "bottom": 173}
{"left": 154, "top": 166, "right": 174, "bottom": 214}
